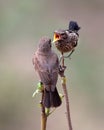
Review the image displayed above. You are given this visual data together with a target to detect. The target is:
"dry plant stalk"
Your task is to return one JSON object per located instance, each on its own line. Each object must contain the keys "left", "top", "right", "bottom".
{"left": 41, "top": 91, "right": 47, "bottom": 130}
{"left": 61, "top": 56, "right": 73, "bottom": 130}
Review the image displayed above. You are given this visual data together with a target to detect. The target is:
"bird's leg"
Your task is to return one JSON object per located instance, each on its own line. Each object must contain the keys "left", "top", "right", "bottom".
{"left": 59, "top": 52, "right": 66, "bottom": 77}
{"left": 59, "top": 52, "right": 64, "bottom": 66}
{"left": 59, "top": 52, "right": 65, "bottom": 67}
{"left": 59, "top": 55, "right": 62, "bottom": 64}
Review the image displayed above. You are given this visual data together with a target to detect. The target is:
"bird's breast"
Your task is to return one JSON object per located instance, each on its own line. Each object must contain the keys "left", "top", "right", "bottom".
{"left": 55, "top": 41, "right": 75, "bottom": 53}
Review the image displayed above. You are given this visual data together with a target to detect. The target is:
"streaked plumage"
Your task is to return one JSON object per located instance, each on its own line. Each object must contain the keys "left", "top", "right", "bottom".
{"left": 53, "top": 21, "right": 80, "bottom": 55}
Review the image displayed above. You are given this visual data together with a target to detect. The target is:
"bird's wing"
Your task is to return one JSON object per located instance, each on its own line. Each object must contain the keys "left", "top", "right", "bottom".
{"left": 49, "top": 53, "right": 59, "bottom": 91}
{"left": 32, "top": 53, "right": 52, "bottom": 91}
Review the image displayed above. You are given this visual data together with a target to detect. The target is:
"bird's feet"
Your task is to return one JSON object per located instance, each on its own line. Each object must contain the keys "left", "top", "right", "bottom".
{"left": 58, "top": 65, "right": 66, "bottom": 77}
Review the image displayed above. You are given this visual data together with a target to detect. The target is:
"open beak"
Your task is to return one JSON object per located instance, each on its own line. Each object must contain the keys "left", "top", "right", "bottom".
{"left": 52, "top": 32, "right": 61, "bottom": 43}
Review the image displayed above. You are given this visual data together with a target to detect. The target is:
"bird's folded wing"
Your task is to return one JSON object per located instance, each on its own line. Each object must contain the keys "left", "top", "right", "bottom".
{"left": 32, "top": 54, "right": 58, "bottom": 91}
{"left": 32, "top": 55, "right": 51, "bottom": 85}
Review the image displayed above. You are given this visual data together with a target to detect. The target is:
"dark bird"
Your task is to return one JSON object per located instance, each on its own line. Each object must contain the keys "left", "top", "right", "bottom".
{"left": 32, "top": 37, "right": 61, "bottom": 108}
{"left": 53, "top": 21, "right": 80, "bottom": 56}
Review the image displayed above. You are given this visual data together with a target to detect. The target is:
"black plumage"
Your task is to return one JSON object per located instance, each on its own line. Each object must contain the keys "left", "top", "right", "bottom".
{"left": 68, "top": 21, "right": 80, "bottom": 32}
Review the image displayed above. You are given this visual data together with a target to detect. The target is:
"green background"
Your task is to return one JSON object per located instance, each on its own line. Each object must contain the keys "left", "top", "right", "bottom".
{"left": 0, "top": 0, "right": 104, "bottom": 130}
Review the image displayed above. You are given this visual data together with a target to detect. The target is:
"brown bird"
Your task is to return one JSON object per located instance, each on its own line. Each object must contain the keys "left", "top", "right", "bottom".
{"left": 53, "top": 21, "right": 80, "bottom": 56}
{"left": 32, "top": 37, "right": 61, "bottom": 108}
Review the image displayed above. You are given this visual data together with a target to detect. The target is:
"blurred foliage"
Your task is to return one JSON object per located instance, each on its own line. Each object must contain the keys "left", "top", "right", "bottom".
{"left": 0, "top": 0, "right": 104, "bottom": 130}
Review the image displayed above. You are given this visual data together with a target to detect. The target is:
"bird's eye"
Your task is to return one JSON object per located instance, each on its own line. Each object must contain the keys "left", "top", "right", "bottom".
{"left": 49, "top": 39, "right": 51, "bottom": 43}
{"left": 48, "top": 40, "right": 52, "bottom": 47}
{"left": 61, "top": 33, "right": 67, "bottom": 39}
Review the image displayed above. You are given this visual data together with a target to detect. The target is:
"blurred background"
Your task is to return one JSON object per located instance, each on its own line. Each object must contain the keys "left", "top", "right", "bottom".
{"left": 0, "top": 0, "right": 104, "bottom": 130}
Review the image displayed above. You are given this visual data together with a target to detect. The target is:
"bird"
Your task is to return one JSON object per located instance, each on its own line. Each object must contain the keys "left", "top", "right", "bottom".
{"left": 52, "top": 21, "right": 80, "bottom": 56}
{"left": 32, "top": 37, "right": 62, "bottom": 108}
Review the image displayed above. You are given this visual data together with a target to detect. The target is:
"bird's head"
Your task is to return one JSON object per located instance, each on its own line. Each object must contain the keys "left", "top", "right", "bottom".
{"left": 52, "top": 30, "right": 68, "bottom": 43}
{"left": 38, "top": 37, "right": 52, "bottom": 53}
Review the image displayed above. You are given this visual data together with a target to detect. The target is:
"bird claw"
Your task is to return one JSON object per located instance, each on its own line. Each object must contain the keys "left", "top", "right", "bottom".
{"left": 59, "top": 65, "right": 66, "bottom": 77}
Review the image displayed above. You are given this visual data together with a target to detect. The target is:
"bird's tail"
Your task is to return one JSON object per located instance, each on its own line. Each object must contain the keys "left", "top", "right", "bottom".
{"left": 43, "top": 87, "right": 62, "bottom": 108}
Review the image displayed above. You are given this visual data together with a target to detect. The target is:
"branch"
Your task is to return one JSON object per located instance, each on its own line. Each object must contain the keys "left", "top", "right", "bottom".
{"left": 59, "top": 55, "right": 73, "bottom": 130}
{"left": 32, "top": 82, "right": 47, "bottom": 130}
{"left": 41, "top": 90, "right": 47, "bottom": 130}
{"left": 61, "top": 76, "right": 73, "bottom": 130}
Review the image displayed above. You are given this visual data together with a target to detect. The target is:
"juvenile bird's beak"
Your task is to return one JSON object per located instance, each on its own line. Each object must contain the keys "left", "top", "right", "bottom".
{"left": 52, "top": 32, "right": 61, "bottom": 43}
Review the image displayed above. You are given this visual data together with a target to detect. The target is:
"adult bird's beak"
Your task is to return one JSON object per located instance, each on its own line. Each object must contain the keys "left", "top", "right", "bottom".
{"left": 52, "top": 32, "right": 61, "bottom": 43}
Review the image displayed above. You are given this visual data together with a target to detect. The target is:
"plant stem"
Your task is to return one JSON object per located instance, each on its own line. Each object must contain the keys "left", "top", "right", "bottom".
{"left": 61, "top": 55, "right": 73, "bottom": 130}
{"left": 41, "top": 91, "right": 47, "bottom": 130}
{"left": 62, "top": 80, "right": 73, "bottom": 130}
{"left": 41, "top": 112, "right": 47, "bottom": 130}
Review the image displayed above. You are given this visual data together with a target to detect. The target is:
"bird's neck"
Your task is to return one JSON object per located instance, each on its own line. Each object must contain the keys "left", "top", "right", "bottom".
{"left": 37, "top": 49, "right": 52, "bottom": 56}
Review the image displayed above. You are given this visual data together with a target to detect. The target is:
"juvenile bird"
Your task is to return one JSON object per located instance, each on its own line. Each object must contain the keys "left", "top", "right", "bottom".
{"left": 32, "top": 37, "right": 61, "bottom": 108}
{"left": 53, "top": 21, "right": 80, "bottom": 56}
